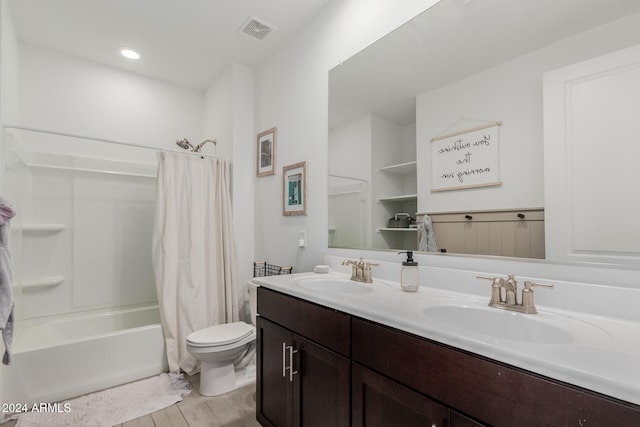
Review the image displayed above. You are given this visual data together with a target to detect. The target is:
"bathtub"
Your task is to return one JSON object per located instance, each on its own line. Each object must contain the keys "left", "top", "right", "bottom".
{"left": 1, "top": 305, "right": 168, "bottom": 406}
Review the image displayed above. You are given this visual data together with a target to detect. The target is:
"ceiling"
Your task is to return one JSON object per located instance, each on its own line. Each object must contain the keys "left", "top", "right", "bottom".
{"left": 329, "top": 0, "right": 640, "bottom": 128}
{"left": 8, "top": 0, "right": 334, "bottom": 90}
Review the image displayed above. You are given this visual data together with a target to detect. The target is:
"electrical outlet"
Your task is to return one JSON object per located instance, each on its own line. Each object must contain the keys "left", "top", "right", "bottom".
{"left": 298, "top": 231, "right": 306, "bottom": 248}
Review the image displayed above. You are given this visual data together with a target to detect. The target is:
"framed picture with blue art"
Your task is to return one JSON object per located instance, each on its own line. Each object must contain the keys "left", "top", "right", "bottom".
{"left": 282, "top": 161, "right": 307, "bottom": 216}
{"left": 257, "top": 127, "right": 277, "bottom": 176}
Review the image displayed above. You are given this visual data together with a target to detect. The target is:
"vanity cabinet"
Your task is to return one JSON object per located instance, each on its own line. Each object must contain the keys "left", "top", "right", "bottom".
{"left": 352, "top": 317, "right": 640, "bottom": 427}
{"left": 256, "top": 288, "right": 350, "bottom": 427}
{"left": 257, "top": 287, "right": 640, "bottom": 426}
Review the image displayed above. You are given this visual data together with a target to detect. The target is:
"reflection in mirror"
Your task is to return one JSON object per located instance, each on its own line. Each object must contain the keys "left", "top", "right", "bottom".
{"left": 328, "top": 0, "right": 640, "bottom": 263}
{"left": 328, "top": 174, "right": 370, "bottom": 248}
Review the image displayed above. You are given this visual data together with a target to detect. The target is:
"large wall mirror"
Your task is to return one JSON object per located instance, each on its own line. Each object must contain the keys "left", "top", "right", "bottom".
{"left": 328, "top": 0, "right": 640, "bottom": 266}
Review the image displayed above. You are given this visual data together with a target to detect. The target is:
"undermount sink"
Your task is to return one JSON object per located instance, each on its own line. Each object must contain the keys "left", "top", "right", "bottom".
{"left": 422, "top": 303, "right": 579, "bottom": 344}
{"left": 295, "top": 277, "right": 374, "bottom": 294}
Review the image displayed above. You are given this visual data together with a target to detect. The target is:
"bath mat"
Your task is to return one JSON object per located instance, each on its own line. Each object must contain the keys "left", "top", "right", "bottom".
{"left": 14, "top": 372, "right": 191, "bottom": 427}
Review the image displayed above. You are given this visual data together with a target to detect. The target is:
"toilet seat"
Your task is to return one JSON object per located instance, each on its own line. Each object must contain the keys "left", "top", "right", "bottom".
{"left": 187, "top": 322, "right": 254, "bottom": 348}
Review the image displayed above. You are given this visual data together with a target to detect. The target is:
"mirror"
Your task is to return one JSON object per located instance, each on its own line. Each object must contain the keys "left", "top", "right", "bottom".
{"left": 328, "top": 0, "right": 640, "bottom": 261}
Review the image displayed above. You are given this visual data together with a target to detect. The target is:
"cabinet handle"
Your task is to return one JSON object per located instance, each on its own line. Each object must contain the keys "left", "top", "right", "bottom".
{"left": 284, "top": 344, "right": 299, "bottom": 382}
{"left": 282, "top": 342, "right": 287, "bottom": 378}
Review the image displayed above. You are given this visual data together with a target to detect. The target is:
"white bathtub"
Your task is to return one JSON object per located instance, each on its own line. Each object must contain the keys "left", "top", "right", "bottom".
{"left": 1, "top": 305, "right": 168, "bottom": 406}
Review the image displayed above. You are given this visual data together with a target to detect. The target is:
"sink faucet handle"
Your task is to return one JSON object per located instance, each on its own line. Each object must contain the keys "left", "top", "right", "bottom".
{"left": 524, "top": 281, "right": 554, "bottom": 290}
{"left": 362, "top": 262, "right": 378, "bottom": 283}
{"left": 476, "top": 275, "right": 505, "bottom": 305}
{"left": 521, "top": 281, "right": 554, "bottom": 314}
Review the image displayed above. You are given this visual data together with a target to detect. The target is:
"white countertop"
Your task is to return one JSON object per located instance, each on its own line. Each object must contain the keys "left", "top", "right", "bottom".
{"left": 252, "top": 271, "right": 640, "bottom": 407}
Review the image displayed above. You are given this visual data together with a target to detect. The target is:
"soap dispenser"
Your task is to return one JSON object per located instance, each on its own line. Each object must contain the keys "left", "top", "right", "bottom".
{"left": 398, "top": 250, "right": 419, "bottom": 292}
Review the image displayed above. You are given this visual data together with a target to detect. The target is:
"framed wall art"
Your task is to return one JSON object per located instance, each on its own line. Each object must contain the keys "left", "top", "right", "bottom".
{"left": 257, "top": 127, "right": 277, "bottom": 176}
{"left": 282, "top": 161, "right": 307, "bottom": 216}
{"left": 431, "top": 121, "right": 502, "bottom": 192}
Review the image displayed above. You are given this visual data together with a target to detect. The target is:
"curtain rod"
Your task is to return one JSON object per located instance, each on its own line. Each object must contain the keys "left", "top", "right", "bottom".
{"left": 3, "top": 124, "right": 221, "bottom": 159}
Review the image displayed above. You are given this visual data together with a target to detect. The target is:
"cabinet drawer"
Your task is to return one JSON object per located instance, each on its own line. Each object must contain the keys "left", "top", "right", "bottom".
{"left": 258, "top": 287, "right": 350, "bottom": 356}
{"left": 352, "top": 317, "right": 640, "bottom": 427}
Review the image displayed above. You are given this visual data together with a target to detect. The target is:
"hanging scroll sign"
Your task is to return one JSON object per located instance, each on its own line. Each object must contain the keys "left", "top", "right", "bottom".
{"left": 431, "top": 121, "right": 502, "bottom": 192}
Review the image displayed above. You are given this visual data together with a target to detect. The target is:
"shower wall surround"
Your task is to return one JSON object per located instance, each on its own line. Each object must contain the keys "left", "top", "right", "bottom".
{"left": 4, "top": 131, "right": 158, "bottom": 321}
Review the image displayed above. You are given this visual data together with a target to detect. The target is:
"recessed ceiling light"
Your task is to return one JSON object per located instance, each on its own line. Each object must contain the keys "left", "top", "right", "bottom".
{"left": 120, "top": 48, "right": 141, "bottom": 60}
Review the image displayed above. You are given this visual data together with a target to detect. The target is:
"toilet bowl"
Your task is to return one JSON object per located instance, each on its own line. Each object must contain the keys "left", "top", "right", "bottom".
{"left": 186, "top": 281, "right": 259, "bottom": 396}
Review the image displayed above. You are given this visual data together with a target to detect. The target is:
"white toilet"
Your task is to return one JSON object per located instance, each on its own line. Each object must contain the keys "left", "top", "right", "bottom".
{"left": 186, "top": 281, "right": 259, "bottom": 396}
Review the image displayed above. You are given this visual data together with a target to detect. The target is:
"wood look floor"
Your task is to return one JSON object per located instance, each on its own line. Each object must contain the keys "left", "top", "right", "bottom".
{"left": 4, "top": 374, "right": 261, "bottom": 427}
{"left": 116, "top": 374, "right": 261, "bottom": 427}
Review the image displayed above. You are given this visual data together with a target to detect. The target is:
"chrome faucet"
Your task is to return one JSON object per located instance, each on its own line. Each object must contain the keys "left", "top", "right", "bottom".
{"left": 477, "top": 274, "right": 553, "bottom": 314}
{"left": 342, "top": 257, "right": 379, "bottom": 283}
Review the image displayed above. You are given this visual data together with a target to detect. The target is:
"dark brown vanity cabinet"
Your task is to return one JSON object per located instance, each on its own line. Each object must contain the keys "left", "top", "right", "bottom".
{"left": 256, "top": 288, "right": 350, "bottom": 427}
{"left": 352, "top": 317, "right": 640, "bottom": 427}
{"left": 257, "top": 287, "right": 640, "bottom": 427}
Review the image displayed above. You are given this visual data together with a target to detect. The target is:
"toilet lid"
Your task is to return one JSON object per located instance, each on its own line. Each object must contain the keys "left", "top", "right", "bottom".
{"left": 187, "top": 322, "right": 254, "bottom": 346}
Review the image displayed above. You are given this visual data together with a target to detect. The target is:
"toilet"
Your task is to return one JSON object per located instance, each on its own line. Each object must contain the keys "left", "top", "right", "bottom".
{"left": 186, "top": 281, "right": 259, "bottom": 396}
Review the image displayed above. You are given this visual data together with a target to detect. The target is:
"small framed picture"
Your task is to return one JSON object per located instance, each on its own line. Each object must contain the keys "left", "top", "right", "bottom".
{"left": 257, "top": 127, "right": 277, "bottom": 176}
{"left": 282, "top": 161, "right": 307, "bottom": 216}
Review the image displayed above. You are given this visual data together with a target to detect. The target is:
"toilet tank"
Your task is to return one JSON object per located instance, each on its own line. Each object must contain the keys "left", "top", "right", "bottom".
{"left": 247, "top": 281, "right": 259, "bottom": 325}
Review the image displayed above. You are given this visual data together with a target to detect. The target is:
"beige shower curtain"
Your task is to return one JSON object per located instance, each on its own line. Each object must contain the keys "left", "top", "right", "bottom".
{"left": 152, "top": 151, "right": 240, "bottom": 375}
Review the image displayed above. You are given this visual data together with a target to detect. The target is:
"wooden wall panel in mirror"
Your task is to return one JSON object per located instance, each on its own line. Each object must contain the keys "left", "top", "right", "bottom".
{"left": 417, "top": 209, "right": 544, "bottom": 259}
{"left": 328, "top": 0, "right": 640, "bottom": 266}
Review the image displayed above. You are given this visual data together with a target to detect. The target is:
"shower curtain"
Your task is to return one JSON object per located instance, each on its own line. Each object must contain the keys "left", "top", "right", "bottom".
{"left": 152, "top": 152, "right": 240, "bottom": 375}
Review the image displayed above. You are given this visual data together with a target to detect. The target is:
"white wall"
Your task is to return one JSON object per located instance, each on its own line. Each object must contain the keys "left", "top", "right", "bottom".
{"left": 328, "top": 115, "right": 372, "bottom": 248}
{"left": 328, "top": 115, "right": 371, "bottom": 182}
{"left": 416, "top": 54, "right": 544, "bottom": 213}
{"left": 217, "top": 62, "right": 256, "bottom": 303}
{"left": 18, "top": 43, "right": 204, "bottom": 149}
{"left": 254, "top": 0, "right": 439, "bottom": 271}
{"left": 0, "top": 0, "right": 18, "bottom": 126}
{"left": 416, "top": 11, "right": 640, "bottom": 214}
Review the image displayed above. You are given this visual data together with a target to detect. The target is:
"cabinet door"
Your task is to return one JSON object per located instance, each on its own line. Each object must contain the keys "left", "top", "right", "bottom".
{"left": 451, "top": 411, "right": 486, "bottom": 427}
{"left": 293, "top": 335, "right": 350, "bottom": 427}
{"left": 257, "top": 317, "right": 294, "bottom": 427}
{"left": 352, "top": 363, "right": 450, "bottom": 427}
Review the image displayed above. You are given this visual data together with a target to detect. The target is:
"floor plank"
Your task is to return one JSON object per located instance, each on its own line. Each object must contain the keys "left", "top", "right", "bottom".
{"left": 122, "top": 414, "right": 156, "bottom": 427}
{"left": 178, "top": 400, "right": 223, "bottom": 427}
{"left": 151, "top": 405, "right": 190, "bottom": 427}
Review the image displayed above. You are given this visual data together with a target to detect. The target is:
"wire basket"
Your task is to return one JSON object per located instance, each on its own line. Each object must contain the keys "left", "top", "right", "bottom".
{"left": 253, "top": 261, "right": 293, "bottom": 277}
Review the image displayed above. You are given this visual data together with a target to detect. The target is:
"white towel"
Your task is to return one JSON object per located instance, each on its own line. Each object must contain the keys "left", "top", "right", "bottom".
{"left": 0, "top": 198, "right": 16, "bottom": 365}
{"left": 418, "top": 215, "right": 438, "bottom": 253}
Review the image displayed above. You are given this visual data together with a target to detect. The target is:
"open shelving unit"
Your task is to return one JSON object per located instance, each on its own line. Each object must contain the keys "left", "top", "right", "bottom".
{"left": 374, "top": 160, "right": 417, "bottom": 250}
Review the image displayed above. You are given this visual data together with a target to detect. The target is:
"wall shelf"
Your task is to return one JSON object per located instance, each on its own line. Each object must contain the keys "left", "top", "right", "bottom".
{"left": 21, "top": 223, "right": 66, "bottom": 232}
{"left": 22, "top": 276, "right": 65, "bottom": 290}
{"left": 7, "top": 146, "right": 156, "bottom": 178}
{"left": 377, "top": 161, "right": 417, "bottom": 175}
{"left": 377, "top": 194, "right": 417, "bottom": 203}
{"left": 377, "top": 228, "right": 417, "bottom": 232}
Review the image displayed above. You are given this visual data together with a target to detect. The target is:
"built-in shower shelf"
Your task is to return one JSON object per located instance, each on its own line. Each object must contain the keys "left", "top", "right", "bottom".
{"left": 22, "top": 276, "right": 65, "bottom": 290}
{"left": 22, "top": 223, "right": 66, "bottom": 232}
{"left": 7, "top": 147, "right": 156, "bottom": 178}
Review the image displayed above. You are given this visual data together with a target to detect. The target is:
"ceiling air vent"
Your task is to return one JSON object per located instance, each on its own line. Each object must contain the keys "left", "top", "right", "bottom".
{"left": 240, "top": 16, "right": 275, "bottom": 40}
